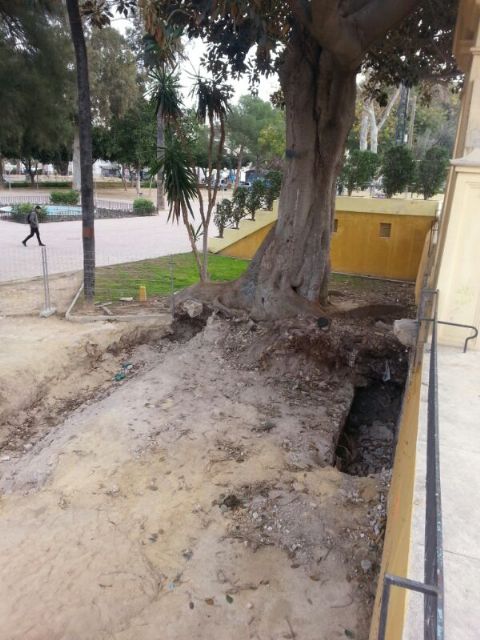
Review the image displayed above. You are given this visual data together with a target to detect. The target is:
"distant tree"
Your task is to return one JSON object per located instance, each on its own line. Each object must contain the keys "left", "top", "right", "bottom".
{"left": 415, "top": 147, "right": 449, "bottom": 199}
{"left": 264, "top": 170, "right": 283, "bottom": 210}
{"left": 214, "top": 199, "right": 233, "bottom": 238}
{"left": 227, "top": 96, "right": 284, "bottom": 189}
{"left": 246, "top": 180, "right": 266, "bottom": 221}
{"left": 88, "top": 27, "right": 139, "bottom": 123}
{"left": 0, "top": 4, "right": 75, "bottom": 185}
{"left": 258, "top": 119, "right": 285, "bottom": 170}
{"left": 382, "top": 146, "right": 416, "bottom": 198}
{"left": 339, "top": 150, "right": 380, "bottom": 196}
{"left": 109, "top": 98, "right": 157, "bottom": 193}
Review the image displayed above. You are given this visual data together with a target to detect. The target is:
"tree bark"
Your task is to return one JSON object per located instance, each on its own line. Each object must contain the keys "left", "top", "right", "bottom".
{"left": 234, "top": 33, "right": 357, "bottom": 318}
{"left": 156, "top": 108, "right": 165, "bottom": 211}
{"left": 407, "top": 90, "right": 417, "bottom": 149}
{"left": 367, "top": 102, "right": 379, "bottom": 153}
{"left": 0, "top": 155, "right": 5, "bottom": 187}
{"left": 359, "top": 105, "right": 370, "bottom": 151}
{"left": 66, "top": 0, "right": 95, "bottom": 302}
{"left": 72, "top": 127, "right": 81, "bottom": 190}
{"left": 136, "top": 162, "right": 141, "bottom": 195}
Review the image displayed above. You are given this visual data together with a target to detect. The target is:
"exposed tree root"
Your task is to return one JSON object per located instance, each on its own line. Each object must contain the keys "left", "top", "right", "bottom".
{"left": 174, "top": 276, "right": 327, "bottom": 322}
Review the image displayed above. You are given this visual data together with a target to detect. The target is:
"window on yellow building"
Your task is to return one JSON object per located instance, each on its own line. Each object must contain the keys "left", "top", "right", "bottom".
{"left": 379, "top": 222, "right": 392, "bottom": 238}
{"left": 334, "top": 219, "right": 338, "bottom": 232}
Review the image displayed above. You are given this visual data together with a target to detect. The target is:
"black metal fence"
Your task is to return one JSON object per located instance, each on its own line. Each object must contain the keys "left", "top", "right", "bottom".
{"left": 378, "top": 290, "right": 444, "bottom": 640}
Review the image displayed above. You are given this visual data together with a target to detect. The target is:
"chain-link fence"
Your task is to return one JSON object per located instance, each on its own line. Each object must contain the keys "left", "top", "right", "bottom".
{"left": 0, "top": 247, "right": 178, "bottom": 318}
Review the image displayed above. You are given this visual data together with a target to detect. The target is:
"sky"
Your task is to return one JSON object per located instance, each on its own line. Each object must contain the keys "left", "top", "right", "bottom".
{"left": 112, "top": 17, "right": 280, "bottom": 106}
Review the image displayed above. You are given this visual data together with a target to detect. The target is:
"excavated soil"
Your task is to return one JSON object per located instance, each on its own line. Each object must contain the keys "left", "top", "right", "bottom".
{"left": 0, "top": 279, "right": 414, "bottom": 640}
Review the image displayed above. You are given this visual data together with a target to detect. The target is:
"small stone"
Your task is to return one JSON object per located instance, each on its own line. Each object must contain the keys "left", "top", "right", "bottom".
{"left": 182, "top": 299, "right": 203, "bottom": 318}
{"left": 1, "top": 455, "right": 11, "bottom": 462}
{"left": 23, "top": 443, "right": 33, "bottom": 451}
{"left": 361, "top": 559, "right": 372, "bottom": 572}
{"left": 394, "top": 319, "right": 418, "bottom": 347}
{"left": 246, "top": 602, "right": 254, "bottom": 609}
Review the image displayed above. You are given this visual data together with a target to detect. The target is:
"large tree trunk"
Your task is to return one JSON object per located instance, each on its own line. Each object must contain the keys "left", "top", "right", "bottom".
{"left": 235, "top": 34, "right": 357, "bottom": 318}
{"left": 66, "top": 0, "right": 95, "bottom": 302}
{"left": 156, "top": 108, "right": 165, "bottom": 211}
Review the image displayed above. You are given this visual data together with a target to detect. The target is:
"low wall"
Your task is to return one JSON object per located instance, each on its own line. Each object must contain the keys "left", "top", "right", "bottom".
{"left": 209, "top": 197, "right": 437, "bottom": 282}
{"left": 368, "top": 361, "right": 423, "bottom": 640}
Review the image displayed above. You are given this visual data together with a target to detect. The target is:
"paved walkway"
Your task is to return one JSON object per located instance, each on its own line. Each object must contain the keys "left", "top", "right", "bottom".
{"left": 404, "top": 344, "right": 480, "bottom": 639}
{"left": 0, "top": 214, "right": 194, "bottom": 283}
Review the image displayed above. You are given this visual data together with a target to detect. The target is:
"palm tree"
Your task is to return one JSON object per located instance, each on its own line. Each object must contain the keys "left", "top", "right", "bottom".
{"left": 66, "top": 0, "right": 95, "bottom": 302}
{"left": 192, "top": 77, "right": 232, "bottom": 281}
{"left": 143, "top": 30, "right": 183, "bottom": 211}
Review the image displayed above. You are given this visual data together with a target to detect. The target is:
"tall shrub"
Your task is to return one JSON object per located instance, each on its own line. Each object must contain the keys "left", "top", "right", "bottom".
{"left": 415, "top": 147, "right": 449, "bottom": 200}
{"left": 381, "top": 146, "right": 416, "bottom": 197}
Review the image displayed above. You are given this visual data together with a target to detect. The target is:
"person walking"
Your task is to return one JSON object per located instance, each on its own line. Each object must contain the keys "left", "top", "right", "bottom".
{"left": 22, "top": 206, "right": 46, "bottom": 246}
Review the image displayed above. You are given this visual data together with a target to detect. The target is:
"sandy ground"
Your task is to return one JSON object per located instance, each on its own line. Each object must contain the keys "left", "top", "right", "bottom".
{"left": 0, "top": 304, "right": 398, "bottom": 640}
{"left": 0, "top": 275, "right": 414, "bottom": 640}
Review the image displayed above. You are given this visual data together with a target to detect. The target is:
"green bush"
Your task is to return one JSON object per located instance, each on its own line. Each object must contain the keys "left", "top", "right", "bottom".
{"left": 264, "top": 170, "right": 283, "bottom": 209}
{"left": 246, "top": 180, "right": 266, "bottom": 221}
{"left": 133, "top": 197, "right": 156, "bottom": 215}
{"left": 6, "top": 181, "right": 31, "bottom": 188}
{"left": 381, "top": 146, "right": 416, "bottom": 197}
{"left": 42, "top": 180, "right": 72, "bottom": 189}
{"left": 214, "top": 199, "right": 233, "bottom": 238}
{"left": 50, "top": 189, "right": 80, "bottom": 205}
{"left": 11, "top": 203, "right": 47, "bottom": 222}
{"left": 415, "top": 147, "right": 449, "bottom": 200}
{"left": 339, "top": 150, "right": 380, "bottom": 196}
{"left": 232, "top": 186, "right": 248, "bottom": 229}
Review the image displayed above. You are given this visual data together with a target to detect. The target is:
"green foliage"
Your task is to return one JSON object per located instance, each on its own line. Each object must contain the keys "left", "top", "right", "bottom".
{"left": 11, "top": 203, "right": 47, "bottom": 222}
{"left": 214, "top": 199, "right": 233, "bottom": 238}
{"left": 148, "top": 68, "right": 183, "bottom": 121}
{"left": 246, "top": 180, "right": 266, "bottom": 221}
{"left": 50, "top": 190, "right": 79, "bottom": 205}
{"left": 264, "top": 170, "right": 283, "bottom": 209}
{"left": 415, "top": 147, "right": 449, "bottom": 200}
{"left": 227, "top": 95, "right": 285, "bottom": 170}
{"left": 232, "top": 187, "right": 248, "bottom": 229}
{"left": 42, "top": 181, "right": 72, "bottom": 189}
{"left": 133, "top": 198, "right": 156, "bottom": 215}
{"left": 107, "top": 98, "right": 157, "bottom": 171}
{"left": 339, "top": 150, "right": 380, "bottom": 195}
{"left": 155, "top": 126, "right": 199, "bottom": 222}
{"left": 0, "top": 5, "right": 75, "bottom": 173}
{"left": 381, "top": 146, "right": 416, "bottom": 197}
{"left": 88, "top": 27, "right": 139, "bottom": 123}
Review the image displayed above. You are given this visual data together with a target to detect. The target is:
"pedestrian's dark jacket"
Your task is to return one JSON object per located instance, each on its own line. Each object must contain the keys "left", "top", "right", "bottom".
{"left": 27, "top": 210, "right": 39, "bottom": 228}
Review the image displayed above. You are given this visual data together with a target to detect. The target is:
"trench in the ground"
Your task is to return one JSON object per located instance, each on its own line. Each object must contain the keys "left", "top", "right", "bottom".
{"left": 335, "top": 372, "right": 407, "bottom": 477}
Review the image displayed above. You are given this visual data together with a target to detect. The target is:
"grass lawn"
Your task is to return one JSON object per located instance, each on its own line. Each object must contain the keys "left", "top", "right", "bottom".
{"left": 95, "top": 252, "right": 250, "bottom": 302}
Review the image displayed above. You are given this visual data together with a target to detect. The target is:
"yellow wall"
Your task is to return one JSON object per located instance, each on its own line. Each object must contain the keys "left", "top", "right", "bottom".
{"left": 369, "top": 362, "right": 423, "bottom": 640}
{"left": 331, "top": 210, "right": 435, "bottom": 281}
{"left": 211, "top": 197, "right": 437, "bottom": 282}
{"left": 218, "top": 222, "right": 275, "bottom": 260}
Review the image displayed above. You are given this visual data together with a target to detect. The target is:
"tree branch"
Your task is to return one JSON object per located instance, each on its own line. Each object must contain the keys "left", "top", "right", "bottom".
{"left": 352, "top": 0, "right": 422, "bottom": 53}
{"left": 289, "top": 0, "right": 423, "bottom": 70}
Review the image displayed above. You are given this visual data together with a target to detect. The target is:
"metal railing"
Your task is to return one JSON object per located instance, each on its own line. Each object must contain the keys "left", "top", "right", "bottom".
{"left": 378, "top": 290, "right": 445, "bottom": 640}
{"left": 0, "top": 194, "right": 134, "bottom": 211}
